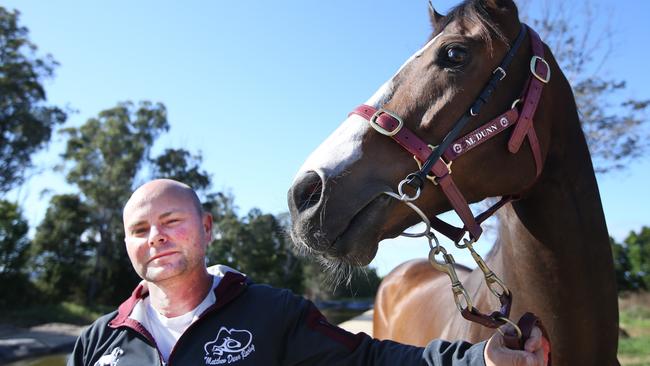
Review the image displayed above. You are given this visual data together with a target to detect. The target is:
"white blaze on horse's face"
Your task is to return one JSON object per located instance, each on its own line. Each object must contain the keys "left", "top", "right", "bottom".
{"left": 293, "top": 113, "right": 370, "bottom": 184}
{"left": 294, "top": 33, "right": 444, "bottom": 183}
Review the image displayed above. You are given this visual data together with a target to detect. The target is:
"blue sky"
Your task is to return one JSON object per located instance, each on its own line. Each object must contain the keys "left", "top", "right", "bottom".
{"left": 5, "top": 1, "right": 649, "bottom": 276}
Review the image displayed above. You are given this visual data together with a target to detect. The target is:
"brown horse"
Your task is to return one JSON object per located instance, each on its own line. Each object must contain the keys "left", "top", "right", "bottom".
{"left": 287, "top": 0, "right": 619, "bottom": 365}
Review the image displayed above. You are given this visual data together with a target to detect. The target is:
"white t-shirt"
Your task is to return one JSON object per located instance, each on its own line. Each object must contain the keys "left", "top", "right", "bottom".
{"left": 137, "top": 265, "right": 240, "bottom": 363}
{"left": 142, "top": 277, "right": 217, "bottom": 362}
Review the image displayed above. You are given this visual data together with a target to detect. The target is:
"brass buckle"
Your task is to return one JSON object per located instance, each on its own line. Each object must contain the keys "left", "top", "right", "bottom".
{"left": 369, "top": 108, "right": 403, "bottom": 136}
{"left": 530, "top": 56, "right": 550, "bottom": 84}
{"left": 413, "top": 145, "right": 453, "bottom": 185}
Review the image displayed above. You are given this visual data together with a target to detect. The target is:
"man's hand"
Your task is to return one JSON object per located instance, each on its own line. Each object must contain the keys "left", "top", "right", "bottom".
{"left": 484, "top": 326, "right": 550, "bottom": 366}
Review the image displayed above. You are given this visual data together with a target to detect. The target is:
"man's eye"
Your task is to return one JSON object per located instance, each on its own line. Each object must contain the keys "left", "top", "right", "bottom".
{"left": 446, "top": 47, "right": 468, "bottom": 64}
{"left": 132, "top": 228, "right": 148, "bottom": 235}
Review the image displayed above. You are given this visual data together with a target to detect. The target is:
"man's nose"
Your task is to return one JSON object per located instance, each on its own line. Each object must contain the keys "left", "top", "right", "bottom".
{"left": 148, "top": 225, "right": 167, "bottom": 246}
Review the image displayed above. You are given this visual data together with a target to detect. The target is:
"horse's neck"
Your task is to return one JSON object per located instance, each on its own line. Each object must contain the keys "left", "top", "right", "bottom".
{"left": 487, "top": 82, "right": 619, "bottom": 362}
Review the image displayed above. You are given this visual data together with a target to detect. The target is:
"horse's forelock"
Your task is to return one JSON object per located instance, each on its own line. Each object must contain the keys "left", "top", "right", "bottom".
{"left": 435, "top": 0, "right": 508, "bottom": 51}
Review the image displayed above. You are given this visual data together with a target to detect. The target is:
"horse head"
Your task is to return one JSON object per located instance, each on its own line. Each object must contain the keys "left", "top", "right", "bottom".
{"left": 288, "top": 0, "right": 554, "bottom": 267}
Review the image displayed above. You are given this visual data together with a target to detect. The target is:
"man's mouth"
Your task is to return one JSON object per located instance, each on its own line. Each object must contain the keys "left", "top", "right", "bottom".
{"left": 148, "top": 251, "right": 179, "bottom": 263}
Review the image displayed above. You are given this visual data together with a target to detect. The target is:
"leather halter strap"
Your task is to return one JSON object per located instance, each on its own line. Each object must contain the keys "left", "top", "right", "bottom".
{"left": 349, "top": 24, "right": 549, "bottom": 243}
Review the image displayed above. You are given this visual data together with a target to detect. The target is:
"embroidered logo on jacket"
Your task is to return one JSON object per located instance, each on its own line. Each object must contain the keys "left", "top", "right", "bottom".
{"left": 94, "top": 347, "right": 123, "bottom": 366}
{"left": 204, "top": 327, "right": 255, "bottom": 364}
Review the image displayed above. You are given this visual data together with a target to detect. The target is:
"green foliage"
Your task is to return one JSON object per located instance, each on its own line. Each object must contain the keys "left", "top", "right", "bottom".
{"left": 31, "top": 194, "right": 94, "bottom": 303}
{"left": 0, "top": 301, "right": 112, "bottom": 327}
{"left": 0, "top": 7, "right": 67, "bottom": 194}
{"left": 151, "top": 148, "right": 211, "bottom": 192}
{"left": 56, "top": 101, "right": 169, "bottom": 305}
{"left": 301, "top": 260, "right": 381, "bottom": 301}
{"left": 61, "top": 101, "right": 169, "bottom": 204}
{"left": 331, "top": 267, "right": 382, "bottom": 299}
{"left": 612, "top": 227, "right": 650, "bottom": 292}
{"left": 0, "top": 199, "right": 35, "bottom": 307}
{"left": 208, "top": 206, "right": 304, "bottom": 293}
{"left": 625, "top": 227, "right": 650, "bottom": 291}
{"left": 612, "top": 236, "right": 636, "bottom": 292}
{"left": 0, "top": 199, "right": 29, "bottom": 275}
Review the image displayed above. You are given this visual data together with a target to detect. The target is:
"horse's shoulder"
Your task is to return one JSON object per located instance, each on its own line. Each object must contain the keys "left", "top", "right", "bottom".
{"left": 385, "top": 258, "right": 472, "bottom": 283}
{"left": 383, "top": 258, "right": 437, "bottom": 284}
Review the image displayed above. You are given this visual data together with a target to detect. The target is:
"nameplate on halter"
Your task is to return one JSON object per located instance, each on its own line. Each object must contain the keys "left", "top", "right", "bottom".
{"left": 445, "top": 109, "right": 518, "bottom": 160}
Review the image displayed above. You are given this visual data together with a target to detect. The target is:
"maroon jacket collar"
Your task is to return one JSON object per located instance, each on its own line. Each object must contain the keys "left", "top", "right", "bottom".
{"left": 109, "top": 271, "right": 248, "bottom": 328}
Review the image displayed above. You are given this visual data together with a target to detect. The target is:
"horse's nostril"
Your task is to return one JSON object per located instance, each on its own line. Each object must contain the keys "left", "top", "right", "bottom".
{"left": 290, "top": 171, "right": 324, "bottom": 214}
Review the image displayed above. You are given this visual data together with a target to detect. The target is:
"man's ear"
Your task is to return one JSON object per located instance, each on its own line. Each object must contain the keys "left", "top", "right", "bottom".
{"left": 203, "top": 212, "right": 213, "bottom": 241}
{"left": 428, "top": 1, "right": 445, "bottom": 32}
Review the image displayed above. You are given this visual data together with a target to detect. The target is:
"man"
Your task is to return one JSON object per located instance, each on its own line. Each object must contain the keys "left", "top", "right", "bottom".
{"left": 69, "top": 179, "right": 547, "bottom": 366}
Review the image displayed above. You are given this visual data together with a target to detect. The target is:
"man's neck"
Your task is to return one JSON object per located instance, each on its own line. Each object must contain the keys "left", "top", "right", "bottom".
{"left": 147, "top": 269, "right": 213, "bottom": 318}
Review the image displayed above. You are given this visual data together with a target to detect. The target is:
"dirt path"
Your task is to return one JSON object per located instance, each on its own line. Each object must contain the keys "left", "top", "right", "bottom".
{"left": 0, "top": 323, "right": 86, "bottom": 364}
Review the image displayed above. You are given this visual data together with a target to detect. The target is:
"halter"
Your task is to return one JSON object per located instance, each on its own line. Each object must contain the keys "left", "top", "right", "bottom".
{"left": 350, "top": 24, "right": 548, "bottom": 244}
{"left": 350, "top": 23, "right": 552, "bottom": 348}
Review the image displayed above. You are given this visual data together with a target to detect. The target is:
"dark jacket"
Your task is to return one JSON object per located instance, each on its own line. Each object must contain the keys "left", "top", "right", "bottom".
{"left": 68, "top": 272, "right": 486, "bottom": 366}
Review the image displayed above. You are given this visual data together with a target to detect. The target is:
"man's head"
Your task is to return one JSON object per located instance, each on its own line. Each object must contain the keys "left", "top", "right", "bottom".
{"left": 123, "top": 179, "right": 212, "bottom": 284}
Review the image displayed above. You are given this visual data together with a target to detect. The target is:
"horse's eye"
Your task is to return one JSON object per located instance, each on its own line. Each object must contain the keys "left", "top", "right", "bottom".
{"left": 446, "top": 47, "right": 467, "bottom": 64}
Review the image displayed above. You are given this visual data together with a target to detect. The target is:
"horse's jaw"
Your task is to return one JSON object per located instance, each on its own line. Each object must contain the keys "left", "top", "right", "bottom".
{"left": 289, "top": 189, "right": 402, "bottom": 266}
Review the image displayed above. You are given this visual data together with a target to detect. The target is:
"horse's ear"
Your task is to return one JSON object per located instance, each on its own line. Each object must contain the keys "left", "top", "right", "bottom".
{"left": 479, "top": 0, "right": 520, "bottom": 41}
{"left": 428, "top": 1, "right": 445, "bottom": 32}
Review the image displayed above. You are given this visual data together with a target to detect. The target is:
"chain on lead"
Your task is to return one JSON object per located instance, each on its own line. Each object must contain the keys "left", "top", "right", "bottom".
{"left": 386, "top": 181, "right": 517, "bottom": 334}
{"left": 384, "top": 186, "right": 472, "bottom": 312}
{"left": 463, "top": 238, "right": 511, "bottom": 298}
{"left": 428, "top": 245, "right": 474, "bottom": 312}
{"left": 425, "top": 230, "right": 441, "bottom": 255}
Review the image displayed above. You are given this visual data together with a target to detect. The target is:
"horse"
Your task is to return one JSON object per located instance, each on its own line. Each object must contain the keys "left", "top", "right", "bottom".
{"left": 287, "top": 0, "right": 619, "bottom": 365}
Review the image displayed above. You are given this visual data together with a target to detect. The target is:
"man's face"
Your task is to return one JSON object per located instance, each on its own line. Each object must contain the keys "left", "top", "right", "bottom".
{"left": 123, "top": 184, "right": 212, "bottom": 284}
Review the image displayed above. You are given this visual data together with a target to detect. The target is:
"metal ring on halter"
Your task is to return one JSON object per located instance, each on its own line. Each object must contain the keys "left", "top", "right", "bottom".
{"left": 397, "top": 179, "right": 421, "bottom": 201}
{"left": 497, "top": 316, "right": 523, "bottom": 340}
{"left": 454, "top": 236, "right": 474, "bottom": 249}
{"left": 382, "top": 191, "right": 431, "bottom": 238}
{"left": 511, "top": 98, "right": 521, "bottom": 110}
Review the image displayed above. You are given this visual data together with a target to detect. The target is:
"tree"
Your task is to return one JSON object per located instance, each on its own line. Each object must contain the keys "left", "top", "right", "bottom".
{"left": 0, "top": 199, "right": 34, "bottom": 307}
{"left": 610, "top": 228, "right": 650, "bottom": 292}
{"left": 31, "top": 194, "right": 94, "bottom": 303}
{"left": 0, "top": 7, "right": 66, "bottom": 194}
{"left": 624, "top": 226, "right": 650, "bottom": 290}
{"left": 519, "top": 0, "right": 649, "bottom": 173}
{"left": 332, "top": 267, "right": 382, "bottom": 299}
{"left": 610, "top": 236, "right": 635, "bottom": 292}
{"left": 151, "top": 148, "right": 211, "bottom": 193}
{"left": 59, "top": 101, "right": 169, "bottom": 305}
{"left": 207, "top": 207, "right": 304, "bottom": 293}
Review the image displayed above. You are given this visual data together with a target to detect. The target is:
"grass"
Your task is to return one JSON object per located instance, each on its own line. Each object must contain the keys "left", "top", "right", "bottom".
{"left": 0, "top": 302, "right": 112, "bottom": 327}
{"left": 619, "top": 292, "right": 650, "bottom": 366}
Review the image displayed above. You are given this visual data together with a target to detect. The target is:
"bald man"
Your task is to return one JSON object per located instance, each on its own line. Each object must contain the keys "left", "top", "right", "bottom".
{"left": 68, "top": 179, "right": 547, "bottom": 366}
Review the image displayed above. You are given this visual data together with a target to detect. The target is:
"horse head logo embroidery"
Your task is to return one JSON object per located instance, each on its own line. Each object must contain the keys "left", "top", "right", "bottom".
{"left": 204, "top": 327, "right": 253, "bottom": 357}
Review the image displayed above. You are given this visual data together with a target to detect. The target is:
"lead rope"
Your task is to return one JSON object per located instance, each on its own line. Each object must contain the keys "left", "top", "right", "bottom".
{"left": 382, "top": 187, "right": 522, "bottom": 337}
{"left": 384, "top": 188, "right": 552, "bottom": 364}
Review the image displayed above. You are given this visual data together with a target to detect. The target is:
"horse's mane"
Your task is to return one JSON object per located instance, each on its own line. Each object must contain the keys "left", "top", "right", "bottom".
{"left": 435, "top": 0, "right": 509, "bottom": 51}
